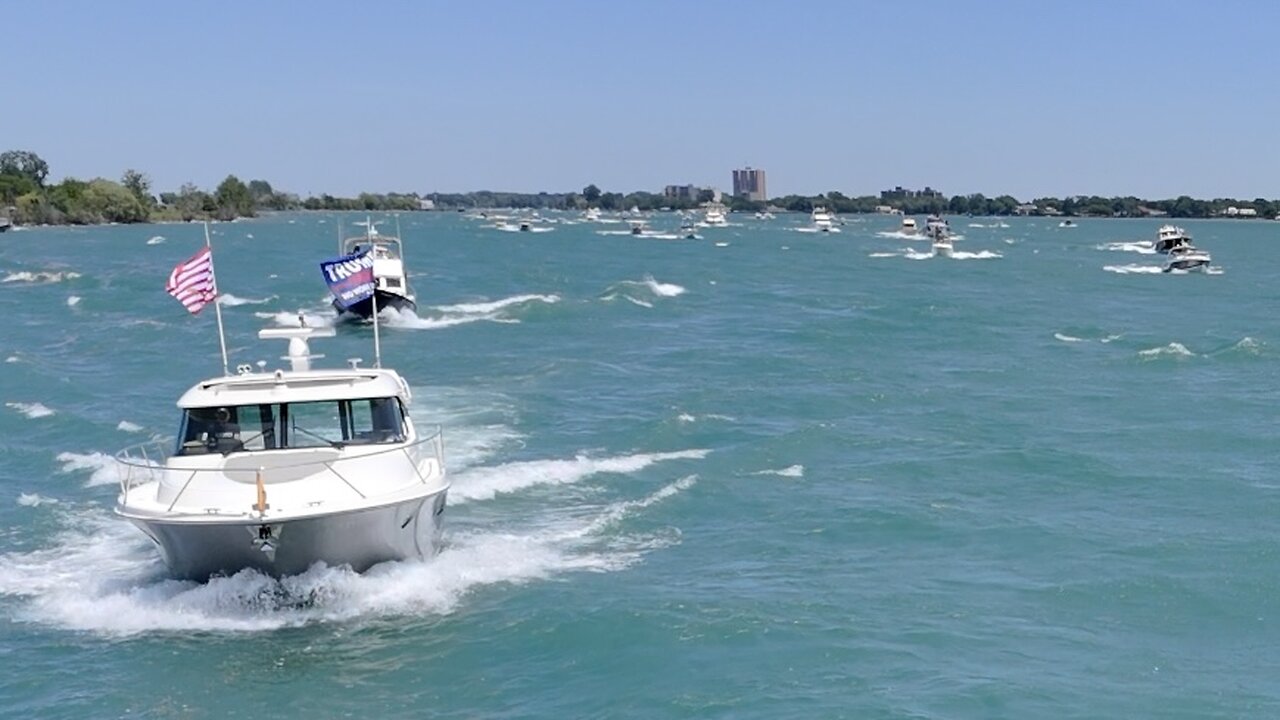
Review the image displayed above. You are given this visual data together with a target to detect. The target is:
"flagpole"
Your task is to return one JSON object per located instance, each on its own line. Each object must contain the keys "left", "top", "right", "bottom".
{"left": 371, "top": 267, "right": 382, "bottom": 369}
{"left": 205, "top": 221, "right": 230, "bottom": 376}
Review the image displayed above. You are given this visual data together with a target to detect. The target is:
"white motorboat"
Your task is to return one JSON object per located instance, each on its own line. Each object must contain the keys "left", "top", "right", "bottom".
{"left": 1153, "top": 224, "right": 1192, "bottom": 254}
{"left": 924, "top": 214, "right": 948, "bottom": 237}
{"left": 584, "top": 207, "right": 601, "bottom": 222}
{"left": 901, "top": 217, "right": 918, "bottom": 236}
{"left": 331, "top": 218, "right": 416, "bottom": 319}
{"left": 115, "top": 326, "right": 449, "bottom": 580}
{"left": 1059, "top": 219, "right": 1077, "bottom": 228}
{"left": 679, "top": 222, "right": 700, "bottom": 240}
{"left": 703, "top": 204, "right": 728, "bottom": 227}
{"left": 1163, "top": 244, "right": 1212, "bottom": 272}
{"left": 810, "top": 206, "right": 838, "bottom": 232}
{"left": 926, "top": 216, "right": 953, "bottom": 256}
{"left": 629, "top": 220, "right": 647, "bottom": 236}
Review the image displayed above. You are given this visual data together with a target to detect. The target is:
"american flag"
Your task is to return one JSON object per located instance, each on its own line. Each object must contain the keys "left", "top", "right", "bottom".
{"left": 166, "top": 246, "right": 217, "bottom": 314}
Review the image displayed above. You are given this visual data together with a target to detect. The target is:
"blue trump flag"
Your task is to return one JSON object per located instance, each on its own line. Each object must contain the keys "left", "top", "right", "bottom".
{"left": 320, "top": 249, "right": 376, "bottom": 310}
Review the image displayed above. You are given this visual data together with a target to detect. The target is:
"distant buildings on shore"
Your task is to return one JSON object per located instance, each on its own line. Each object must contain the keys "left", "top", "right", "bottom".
{"left": 733, "top": 167, "right": 767, "bottom": 202}
{"left": 880, "top": 185, "right": 943, "bottom": 201}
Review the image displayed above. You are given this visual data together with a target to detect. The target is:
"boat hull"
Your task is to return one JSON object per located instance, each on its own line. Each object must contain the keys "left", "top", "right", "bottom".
{"left": 335, "top": 290, "right": 417, "bottom": 320}
{"left": 123, "top": 489, "right": 447, "bottom": 580}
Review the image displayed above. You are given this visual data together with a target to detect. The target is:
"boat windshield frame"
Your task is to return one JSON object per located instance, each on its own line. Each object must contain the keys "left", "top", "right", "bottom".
{"left": 174, "top": 396, "right": 409, "bottom": 456}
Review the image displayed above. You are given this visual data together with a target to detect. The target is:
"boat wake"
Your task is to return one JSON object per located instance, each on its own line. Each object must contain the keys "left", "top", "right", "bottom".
{"left": 752, "top": 464, "right": 805, "bottom": 478}
{"left": 1138, "top": 342, "right": 1196, "bottom": 360}
{"left": 0, "top": 454, "right": 703, "bottom": 635}
{"left": 1103, "top": 264, "right": 1163, "bottom": 275}
{"left": 260, "top": 294, "right": 559, "bottom": 330}
{"left": 6, "top": 402, "right": 55, "bottom": 419}
{"left": 601, "top": 276, "right": 686, "bottom": 307}
{"left": 950, "top": 250, "right": 1001, "bottom": 260}
{"left": 1098, "top": 241, "right": 1157, "bottom": 254}
{"left": 2, "top": 270, "right": 82, "bottom": 284}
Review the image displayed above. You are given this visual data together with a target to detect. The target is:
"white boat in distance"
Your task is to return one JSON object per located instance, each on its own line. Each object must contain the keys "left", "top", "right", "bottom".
{"left": 926, "top": 216, "right": 953, "bottom": 256}
{"left": 901, "top": 217, "right": 918, "bottom": 236}
{"left": 334, "top": 218, "right": 415, "bottom": 319}
{"left": 702, "top": 204, "right": 728, "bottom": 227}
{"left": 811, "top": 206, "right": 838, "bottom": 232}
{"left": 1153, "top": 224, "right": 1193, "bottom": 253}
{"left": 115, "top": 326, "right": 449, "bottom": 580}
{"left": 1163, "top": 244, "right": 1212, "bottom": 272}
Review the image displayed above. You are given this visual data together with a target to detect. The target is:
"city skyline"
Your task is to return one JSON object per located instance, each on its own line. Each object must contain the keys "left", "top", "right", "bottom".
{"left": 6, "top": 1, "right": 1280, "bottom": 200}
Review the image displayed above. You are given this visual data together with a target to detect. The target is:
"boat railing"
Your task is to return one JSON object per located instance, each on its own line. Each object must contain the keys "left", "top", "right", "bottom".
{"left": 114, "top": 426, "right": 446, "bottom": 513}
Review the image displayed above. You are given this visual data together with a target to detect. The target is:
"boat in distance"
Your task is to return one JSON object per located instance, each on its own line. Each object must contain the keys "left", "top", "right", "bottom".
{"left": 333, "top": 219, "right": 416, "bottom": 319}
{"left": 114, "top": 327, "right": 449, "bottom": 580}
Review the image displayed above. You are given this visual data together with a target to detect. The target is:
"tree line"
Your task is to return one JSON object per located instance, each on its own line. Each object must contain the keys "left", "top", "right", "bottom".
{"left": 0, "top": 150, "right": 428, "bottom": 226}
{"left": 3, "top": 149, "right": 1277, "bottom": 224}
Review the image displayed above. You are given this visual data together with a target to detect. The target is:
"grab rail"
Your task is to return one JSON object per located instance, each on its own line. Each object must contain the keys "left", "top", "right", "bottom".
{"left": 115, "top": 427, "right": 445, "bottom": 512}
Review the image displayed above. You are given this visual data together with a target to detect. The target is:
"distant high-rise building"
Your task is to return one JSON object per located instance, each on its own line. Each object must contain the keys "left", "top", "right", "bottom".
{"left": 732, "top": 167, "right": 767, "bottom": 202}
{"left": 664, "top": 184, "right": 699, "bottom": 201}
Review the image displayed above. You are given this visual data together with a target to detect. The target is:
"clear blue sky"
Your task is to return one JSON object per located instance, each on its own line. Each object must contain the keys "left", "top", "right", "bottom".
{"left": 7, "top": 0, "right": 1278, "bottom": 199}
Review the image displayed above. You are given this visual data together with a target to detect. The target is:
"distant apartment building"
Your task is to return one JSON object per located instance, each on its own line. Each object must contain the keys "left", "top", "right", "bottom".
{"left": 732, "top": 167, "right": 768, "bottom": 202}
{"left": 880, "top": 185, "right": 943, "bottom": 201}
{"left": 664, "top": 184, "right": 699, "bottom": 201}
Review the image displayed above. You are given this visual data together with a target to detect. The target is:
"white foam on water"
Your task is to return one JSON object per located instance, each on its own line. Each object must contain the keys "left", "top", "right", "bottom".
{"left": 676, "top": 412, "right": 735, "bottom": 423}
{"left": 1104, "top": 264, "right": 1164, "bottom": 275}
{"left": 1234, "top": 336, "right": 1262, "bottom": 353}
{"left": 714, "top": 241, "right": 730, "bottom": 247}
{"left": 904, "top": 249, "right": 935, "bottom": 260}
{"left": 868, "top": 252, "right": 901, "bottom": 258}
{"left": 601, "top": 292, "right": 654, "bottom": 309}
{"left": 639, "top": 275, "right": 685, "bottom": 297}
{"left": 0, "top": 474, "right": 696, "bottom": 636}
{"left": 877, "top": 231, "right": 928, "bottom": 240}
{"left": 17, "top": 493, "right": 57, "bottom": 507}
{"left": 2, "top": 271, "right": 82, "bottom": 284}
{"left": 380, "top": 307, "right": 501, "bottom": 330}
{"left": 65, "top": 295, "right": 81, "bottom": 307}
{"left": 950, "top": 250, "right": 1002, "bottom": 260}
{"left": 433, "top": 294, "right": 559, "bottom": 315}
{"left": 117, "top": 421, "right": 144, "bottom": 433}
{"left": 450, "top": 448, "right": 709, "bottom": 504}
{"left": 146, "top": 235, "right": 166, "bottom": 245}
{"left": 753, "top": 465, "right": 805, "bottom": 478}
{"left": 1054, "top": 333, "right": 1086, "bottom": 343}
{"left": 6, "top": 402, "right": 55, "bottom": 419}
{"left": 5, "top": 356, "right": 18, "bottom": 363}
{"left": 1098, "top": 241, "right": 1156, "bottom": 254}
{"left": 218, "top": 293, "right": 277, "bottom": 307}
{"left": 1100, "top": 334, "right": 1122, "bottom": 343}
{"left": 56, "top": 451, "right": 122, "bottom": 487}
{"left": 1138, "top": 342, "right": 1195, "bottom": 359}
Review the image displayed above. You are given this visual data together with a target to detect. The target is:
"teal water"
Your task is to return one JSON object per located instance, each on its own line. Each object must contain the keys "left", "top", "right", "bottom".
{"left": 1, "top": 212, "right": 1277, "bottom": 718}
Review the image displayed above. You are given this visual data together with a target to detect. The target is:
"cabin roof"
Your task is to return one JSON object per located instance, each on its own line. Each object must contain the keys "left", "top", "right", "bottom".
{"left": 177, "top": 368, "right": 410, "bottom": 408}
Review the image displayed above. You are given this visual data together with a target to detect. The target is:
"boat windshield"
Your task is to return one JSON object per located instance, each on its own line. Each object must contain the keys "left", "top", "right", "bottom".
{"left": 176, "top": 397, "right": 406, "bottom": 455}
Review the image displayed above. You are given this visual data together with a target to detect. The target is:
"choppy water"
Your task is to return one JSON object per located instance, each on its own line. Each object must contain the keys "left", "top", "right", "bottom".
{"left": 1, "top": 212, "right": 1277, "bottom": 718}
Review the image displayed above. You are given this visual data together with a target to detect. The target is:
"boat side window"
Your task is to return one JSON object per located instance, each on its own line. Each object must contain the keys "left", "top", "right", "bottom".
{"left": 284, "top": 401, "right": 345, "bottom": 448}
{"left": 341, "top": 397, "right": 406, "bottom": 445}
{"left": 384, "top": 278, "right": 402, "bottom": 289}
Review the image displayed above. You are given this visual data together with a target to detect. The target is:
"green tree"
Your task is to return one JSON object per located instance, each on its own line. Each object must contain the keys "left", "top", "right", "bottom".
{"left": 582, "top": 184, "right": 602, "bottom": 205}
{"left": 214, "top": 175, "right": 255, "bottom": 220}
{"left": 121, "top": 169, "right": 153, "bottom": 210}
{"left": 0, "top": 150, "right": 50, "bottom": 186}
{"left": 83, "top": 178, "right": 148, "bottom": 223}
{"left": 0, "top": 174, "right": 37, "bottom": 205}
